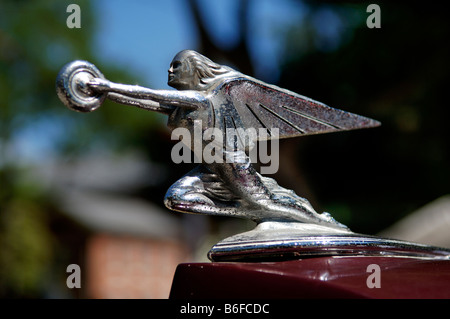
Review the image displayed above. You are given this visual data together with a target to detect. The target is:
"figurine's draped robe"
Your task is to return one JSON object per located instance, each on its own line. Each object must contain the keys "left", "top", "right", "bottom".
{"left": 161, "top": 74, "right": 378, "bottom": 226}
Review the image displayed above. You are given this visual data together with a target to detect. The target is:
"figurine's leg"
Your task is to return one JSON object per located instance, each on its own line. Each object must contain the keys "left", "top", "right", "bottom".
{"left": 164, "top": 165, "right": 242, "bottom": 217}
{"left": 258, "top": 173, "right": 348, "bottom": 229}
{"left": 206, "top": 159, "right": 347, "bottom": 229}
{"left": 165, "top": 160, "right": 346, "bottom": 228}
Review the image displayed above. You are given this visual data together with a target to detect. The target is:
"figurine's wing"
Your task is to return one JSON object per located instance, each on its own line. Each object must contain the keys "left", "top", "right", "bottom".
{"left": 213, "top": 77, "right": 380, "bottom": 144}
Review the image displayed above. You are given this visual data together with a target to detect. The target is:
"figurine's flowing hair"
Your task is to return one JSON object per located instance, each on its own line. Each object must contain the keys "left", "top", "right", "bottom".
{"left": 182, "top": 50, "right": 238, "bottom": 91}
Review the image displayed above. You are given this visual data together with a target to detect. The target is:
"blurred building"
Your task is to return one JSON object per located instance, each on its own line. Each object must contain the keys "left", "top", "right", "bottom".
{"left": 36, "top": 151, "right": 198, "bottom": 298}
{"left": 61, "top": 190, "right": 190, "bottom": 299}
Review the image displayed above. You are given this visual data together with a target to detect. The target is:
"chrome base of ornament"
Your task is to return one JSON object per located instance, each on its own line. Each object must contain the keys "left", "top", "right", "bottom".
{"left": 208, "top": 221, "right": 450, "bottom": 262}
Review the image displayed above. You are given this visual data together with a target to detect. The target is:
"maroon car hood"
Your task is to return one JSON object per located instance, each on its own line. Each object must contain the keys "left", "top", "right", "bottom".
{"left": 170, "top": 256, "right": 450, "bottom": 299}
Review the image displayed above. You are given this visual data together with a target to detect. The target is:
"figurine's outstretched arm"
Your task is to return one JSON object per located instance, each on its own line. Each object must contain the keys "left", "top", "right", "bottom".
{"left": 107, "top": 92, "right": 174, "bottom": 115}
{"left": 56, "top": 60, "right": 207, "bottom": 114}
{"left": 89, "top": 78, "right": 207, "bottom": 110}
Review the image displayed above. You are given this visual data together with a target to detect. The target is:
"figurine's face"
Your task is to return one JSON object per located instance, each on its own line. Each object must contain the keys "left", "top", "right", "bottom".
{"left": 168, "top": 52, "right": 198, "bottom": 90}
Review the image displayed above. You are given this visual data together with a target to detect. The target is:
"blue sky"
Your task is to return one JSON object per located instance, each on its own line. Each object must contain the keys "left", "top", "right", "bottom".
{"left": 90, "top": 0, "right": 307, "bottom": 88}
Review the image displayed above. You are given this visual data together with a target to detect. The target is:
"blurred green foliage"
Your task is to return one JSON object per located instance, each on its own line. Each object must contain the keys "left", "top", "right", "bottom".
{"left": 0, "top": 199, "right": 53, "bottom": 297}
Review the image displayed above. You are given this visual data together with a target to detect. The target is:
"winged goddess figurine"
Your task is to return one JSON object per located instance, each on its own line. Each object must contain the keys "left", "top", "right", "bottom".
{"left": 56, "top": 50, "right": 380, "bottom": 232}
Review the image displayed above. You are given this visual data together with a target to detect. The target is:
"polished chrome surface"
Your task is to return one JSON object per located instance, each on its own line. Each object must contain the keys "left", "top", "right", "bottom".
{"left": 56, "top": 50, "right": 379, "bottom": 230}
{"left": 56, "top": 60, "right": 106, "bottom": 113}
{"left": 208, "top": 221, "right": 450, "bottom": 261}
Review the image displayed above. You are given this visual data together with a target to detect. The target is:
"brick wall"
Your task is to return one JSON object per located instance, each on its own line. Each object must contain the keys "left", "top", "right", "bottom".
{"left": 85, "top": 233, "right": 190, "bottom": 298}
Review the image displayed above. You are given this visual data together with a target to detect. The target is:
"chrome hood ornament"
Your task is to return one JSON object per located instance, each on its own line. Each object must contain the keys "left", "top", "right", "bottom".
{"left": 56, "top": 50, "right": 449, "bottom": 261}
